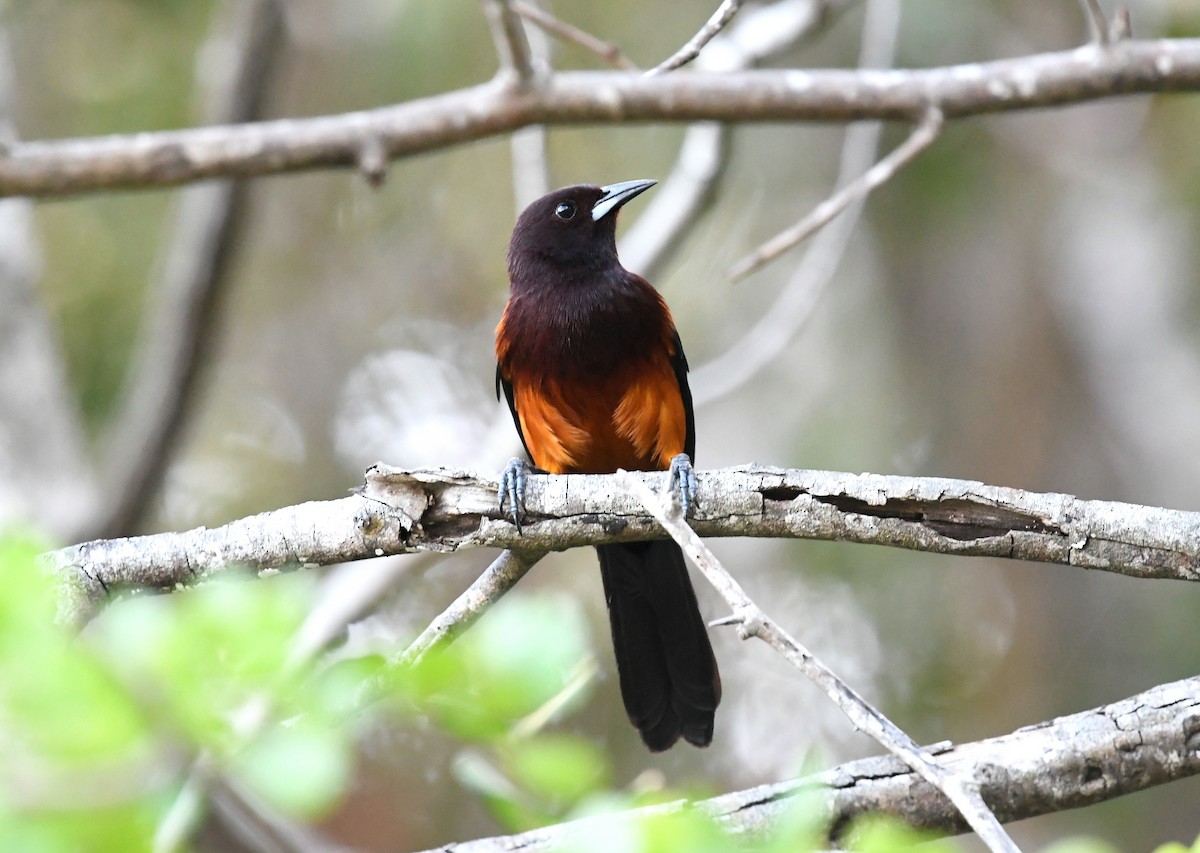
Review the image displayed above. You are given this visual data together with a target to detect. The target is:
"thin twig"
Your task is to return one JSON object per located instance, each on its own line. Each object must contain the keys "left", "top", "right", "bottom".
{"left": 509, "top": 0, "right": 551, "bottom": 211}
{"left": 621, "top": 0, "right": 858, "bottom": 279}
{"left": 615, "top": 470, "right": 1019, "bottom": 853}
{"left": 394, "top": 549, "right": 544, "bottom": 668}
{"left": 690, "top": 0, "right": 898, "bottom": 401}
{"left": 1080, "top": 0, "right": 1111, "bottom": 45}
{"left": 511, "top": 1, "right": 638, "bottom": 70}
{"left": 95, "top": 0, "right": 285, "bottom": 538}
{"left": 509, "top": 657, "right": 599, "bottom": 739}
{"left": 481, "top": 0, "right": 537, "bottom": 84}
{"left": 690, "top": 122, "right": 868, "bottom": 401}
{"left": 728, "top": 105, "right": 943, "bottom": 281}
{"left": 647, "top": 0, "right": 746, "bottom": 76}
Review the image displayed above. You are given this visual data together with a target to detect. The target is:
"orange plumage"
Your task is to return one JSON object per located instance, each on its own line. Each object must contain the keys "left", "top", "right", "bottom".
{"left": 496, "top": 302, "right": 688, "bottom": 474}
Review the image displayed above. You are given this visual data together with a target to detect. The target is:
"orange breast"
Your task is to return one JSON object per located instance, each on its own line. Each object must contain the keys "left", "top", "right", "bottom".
{"left": 511, "top": 355, "right": 687, "bottom": 475}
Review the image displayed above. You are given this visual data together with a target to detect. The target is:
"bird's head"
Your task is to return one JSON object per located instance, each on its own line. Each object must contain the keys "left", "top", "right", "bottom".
{"left": 507, "top": 179, "right": 656, "bottom": 284}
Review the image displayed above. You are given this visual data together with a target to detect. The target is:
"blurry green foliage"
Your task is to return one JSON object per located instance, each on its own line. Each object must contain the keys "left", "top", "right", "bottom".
{"left": 0, "top": 529, "right": 367, "bottom": 848}
{"left": 2, "top": 530, "right": 1171, "bottom": 850}
{"left": 842, "top": 815, "right": 959, "bottom": 853}
{"left": 400, "top": 594, "right": 591, "bottom": 740}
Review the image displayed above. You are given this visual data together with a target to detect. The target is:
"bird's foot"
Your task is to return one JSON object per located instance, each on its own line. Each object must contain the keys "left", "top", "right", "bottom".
{"left": 667, "top": 453, "right": 698, "bottom": 517}
{"left": 498, "top": 457, "right": 529, "bottom": 532}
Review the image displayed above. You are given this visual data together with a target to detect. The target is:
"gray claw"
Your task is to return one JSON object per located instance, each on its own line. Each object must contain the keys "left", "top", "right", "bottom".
{"left": 499, "top": 457, "right": 528, "bottom": 532}
{"left": 668, "top": 453, "right": 698, "bottom": 517}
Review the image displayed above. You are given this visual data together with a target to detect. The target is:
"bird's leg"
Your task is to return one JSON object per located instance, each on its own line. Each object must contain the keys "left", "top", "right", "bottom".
{"left": 667, "top": 453, "right": 698, "bottom": 517}
{"left": 498, "top": 457, "right": 530, "bottom": 532}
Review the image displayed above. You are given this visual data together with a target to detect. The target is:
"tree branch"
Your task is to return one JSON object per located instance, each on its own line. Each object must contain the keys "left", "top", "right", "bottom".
{"left": 728, "top": 104, "right": 942, "bottom": 280}
{"left": 409, "top": 674, "right": 1200, "bottom": 851}
{"left": 689, "top": 0, "right": 895, "bottom": 401}
{"left": 46, "top": 464, "right": 1200, "bottom": 629}
{"left": 393, "top": 548, "right": 544, "bottom": 668}
{"left": 5, "top": 39, "right": 1200, "bottom": 198}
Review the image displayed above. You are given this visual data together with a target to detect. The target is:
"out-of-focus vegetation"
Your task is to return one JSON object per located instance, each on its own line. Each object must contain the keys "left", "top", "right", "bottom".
{"left": 6, "top": 0, "right": 1200, "bottom": 849}
{"left": 8, "top": 530, "right": 1199, "bottom": 852}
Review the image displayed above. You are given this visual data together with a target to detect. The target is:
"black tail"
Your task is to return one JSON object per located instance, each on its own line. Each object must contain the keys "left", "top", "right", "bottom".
{"left": 596, "top": 541, "right": 721, "bottom": 751}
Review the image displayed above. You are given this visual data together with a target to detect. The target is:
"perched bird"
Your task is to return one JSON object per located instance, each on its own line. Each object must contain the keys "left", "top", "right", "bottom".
{"left": 495, "top": 179, "right": 721, "bottom": 751}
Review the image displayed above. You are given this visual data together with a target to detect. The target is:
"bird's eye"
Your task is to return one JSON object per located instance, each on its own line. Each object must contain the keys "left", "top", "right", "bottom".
{"left": 554, "top": 200, "right": 577, "bottom": 221}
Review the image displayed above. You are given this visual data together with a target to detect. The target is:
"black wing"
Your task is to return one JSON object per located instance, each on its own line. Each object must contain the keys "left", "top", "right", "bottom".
{"left": 496, "top": 364, "right": 533, "bottom": 461}
{"left": 668, "top": 327, "right": 696, "bottom": 461}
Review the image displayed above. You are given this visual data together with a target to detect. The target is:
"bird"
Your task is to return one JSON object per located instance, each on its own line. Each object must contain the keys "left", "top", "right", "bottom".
{"left": 495, "top": 179, "right": 721, "bottom": 751}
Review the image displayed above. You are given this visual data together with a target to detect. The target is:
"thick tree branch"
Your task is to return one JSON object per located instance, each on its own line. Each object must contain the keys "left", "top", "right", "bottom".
{"left": 46, "top": 464, "right": 1200, "bottom": 628}
{"left": 4, "top": 39, "right": 1200, "bottom": 198}
{"left": 411, "top": 674, "right": 1200, "bottom": 851}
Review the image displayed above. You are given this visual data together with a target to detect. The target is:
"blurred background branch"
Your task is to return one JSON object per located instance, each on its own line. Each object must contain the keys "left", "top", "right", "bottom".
{"left": 0, "top": 27, "right": 96, "bottom": 540}
{"left": 94, "top": 0, "right": 286, "bottom": 541}
{"left": 2, "top": 39, "right": 1200, "bottom": 198}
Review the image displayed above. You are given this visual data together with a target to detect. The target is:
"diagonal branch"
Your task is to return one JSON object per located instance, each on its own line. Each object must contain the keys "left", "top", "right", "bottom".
{"left": 616, "top": 470, "right": 1018, "bottom": 853}
{"left": 4, "top": 39, "right": 1200, "bottom": 198}
{"left": 728, "top": 105, "right": 943, "bottom": 280}
{"left": 93, "top": 0, "right": 286, "bottom": 539}
{"left": 510, "top": 1, "right": 638, "bottom": 70}
{"left": 393, "top": 548, "right": 544, "bottom": 669}
{"left": 620, "top": 0, "right": 860, "bottom": 279}
{"left": 687, "top": 0, "right": 897, "bottom": 398}
{"left": 46, "top": 464, "right": 1200, "bottom": 629}
{"left": 1079, "top": 0, "right": 1111, "bottom": 45}
{"left": 647, "top": 0, "right": 746, "bottom": 76}
{"left": 480, "top": 0, "right": 538, "bottom": 85}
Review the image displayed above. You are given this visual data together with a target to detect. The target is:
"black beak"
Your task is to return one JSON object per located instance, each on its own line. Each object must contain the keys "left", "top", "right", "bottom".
{"left": 592, "top": 179, "right": 657, "bottom": 222}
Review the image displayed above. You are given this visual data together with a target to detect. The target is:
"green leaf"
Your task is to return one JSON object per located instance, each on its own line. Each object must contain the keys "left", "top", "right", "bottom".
{"left": 755, "top": 787, "right": 825, "bottom": 853}
{"left": 89, "top": 575, "right": 314, "bottom": 751}
{"left": 230, "top": 720, "right": 350, "bottom": 818}
{"left": 453, "top": 749, "right": 553, "bottom": 832}
{"left": 504, "top": 736, "right": 610, "bottom": 808}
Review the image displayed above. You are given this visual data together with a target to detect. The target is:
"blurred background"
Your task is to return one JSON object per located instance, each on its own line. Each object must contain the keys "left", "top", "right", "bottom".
{"left": 3, "top": 0, "right": 1200, "bottom": 849}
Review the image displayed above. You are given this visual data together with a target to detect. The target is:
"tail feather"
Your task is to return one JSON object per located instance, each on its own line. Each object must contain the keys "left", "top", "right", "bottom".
{"left": 597, "top": 541, "right": 721, "bottom": 751}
